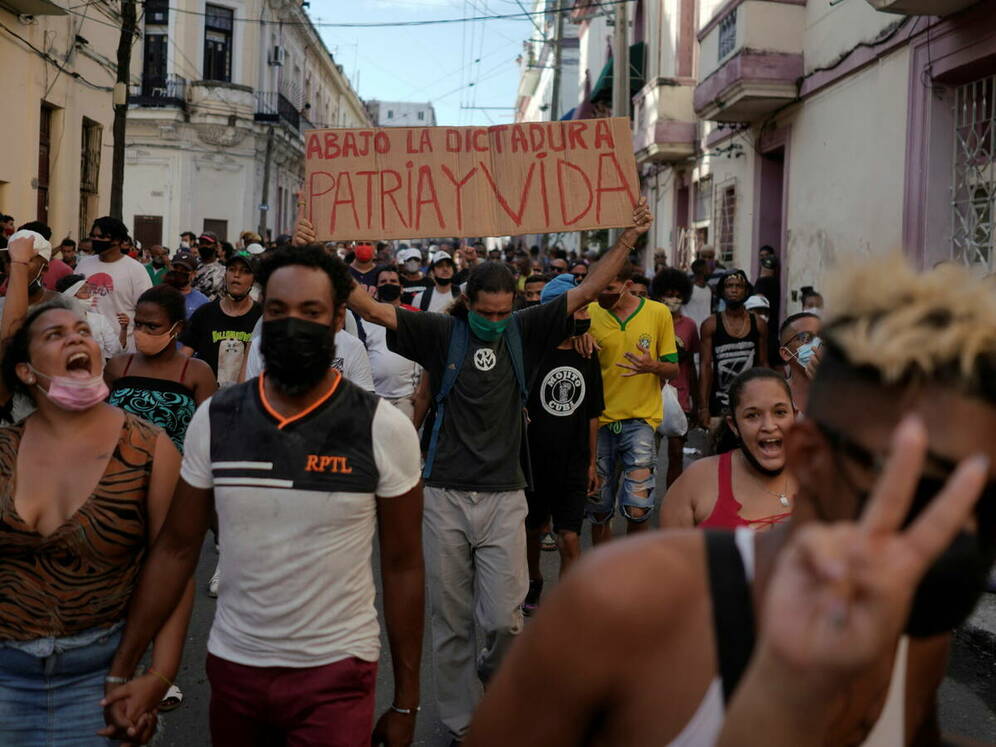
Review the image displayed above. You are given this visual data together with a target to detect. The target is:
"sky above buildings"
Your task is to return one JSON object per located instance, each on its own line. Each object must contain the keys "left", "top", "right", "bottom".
{"left": 311, "top": 0, "right": 533, "bottom": 127}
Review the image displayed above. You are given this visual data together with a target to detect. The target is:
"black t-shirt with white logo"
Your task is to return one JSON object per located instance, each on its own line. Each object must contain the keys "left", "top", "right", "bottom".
{"left": 527, "top": 347, "right": 604, "bottom": 474}
{"left": 387, "top": 295, "right": 572, "bottom": 491}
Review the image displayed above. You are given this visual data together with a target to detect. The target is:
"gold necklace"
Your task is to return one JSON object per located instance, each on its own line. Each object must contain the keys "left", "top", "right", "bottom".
{"left": 738, "top": 451, "right": 791, "bottom": 507}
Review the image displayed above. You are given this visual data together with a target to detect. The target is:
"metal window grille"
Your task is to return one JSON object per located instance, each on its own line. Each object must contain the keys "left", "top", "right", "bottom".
{"left": 78, "top": 118, "right": 101, "bottom": 241}
{"left": 714, "top": 180, "right": 737, "bottom": 264}
{"left": 718, "top": 10, "right": 737, "bottom": 61}
{"left": 693, "top": 175, "right": 712, "bottom": 223}
{"left": 952, "top": 75, "right": 996, "bottom": 272}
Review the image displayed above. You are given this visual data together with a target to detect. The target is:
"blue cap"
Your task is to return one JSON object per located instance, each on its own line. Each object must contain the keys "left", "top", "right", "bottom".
{"left": 540, "top": 272, "right": 576, "bottom": 304}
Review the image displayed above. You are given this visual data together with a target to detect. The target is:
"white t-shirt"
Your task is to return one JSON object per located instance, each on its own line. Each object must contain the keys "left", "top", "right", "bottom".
{"left": 181, "top": 390, "right": 421, "bottom": 667}
{"left": 411, "top": 286, "right": 458, "bottom": 313}
{"left": 76, "top": 254, "right": 153, "bottom": 345}
{"left": 359, "top": 319, "right": 420, "bottom": 400}
{"left": 684, "top": 282, "right": 713, "bottom": 331}
{"left": 244, "top": 328, "right": 375, "bottom": 393}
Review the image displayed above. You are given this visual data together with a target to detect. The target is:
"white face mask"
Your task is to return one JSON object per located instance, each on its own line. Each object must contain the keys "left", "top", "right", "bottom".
{"left": 663, "top": 299, "right": 682, "bottom": 314}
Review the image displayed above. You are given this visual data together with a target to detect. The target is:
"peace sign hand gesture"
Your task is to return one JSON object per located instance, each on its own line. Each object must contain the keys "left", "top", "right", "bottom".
{"left": 754, "top": 417, "right": 988, "bottom": 696}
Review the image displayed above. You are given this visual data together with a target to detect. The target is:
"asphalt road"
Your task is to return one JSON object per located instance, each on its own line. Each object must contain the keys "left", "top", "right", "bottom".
{"left": 156, "top": 434, "right": 995, "bottom": 746}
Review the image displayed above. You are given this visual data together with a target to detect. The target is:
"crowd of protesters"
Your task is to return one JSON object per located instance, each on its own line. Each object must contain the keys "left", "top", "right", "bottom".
{"left": 0, "top": 204, "right": 992, "bottom": 747}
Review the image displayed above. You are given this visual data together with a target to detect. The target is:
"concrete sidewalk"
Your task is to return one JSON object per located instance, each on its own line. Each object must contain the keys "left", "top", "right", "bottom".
{"left": 963, "top": 593, "right": 996, "bottom": 650}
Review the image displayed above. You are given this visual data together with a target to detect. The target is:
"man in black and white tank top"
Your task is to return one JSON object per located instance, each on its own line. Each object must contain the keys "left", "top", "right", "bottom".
{"left": 698, "top": 270, "right": 769, "bottom": 425}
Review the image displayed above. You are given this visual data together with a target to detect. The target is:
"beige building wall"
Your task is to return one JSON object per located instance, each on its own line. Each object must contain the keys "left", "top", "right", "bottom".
{"left": 0, "top": 1, "right": 118, "bottom": 238}
{"left": 781, "top": 46, "right": 911, "bottom": 303}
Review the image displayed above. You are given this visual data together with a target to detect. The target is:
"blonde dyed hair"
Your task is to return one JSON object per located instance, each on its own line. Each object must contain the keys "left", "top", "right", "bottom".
{"left": 822, "top": 253, "right": 996, "bottom": 399}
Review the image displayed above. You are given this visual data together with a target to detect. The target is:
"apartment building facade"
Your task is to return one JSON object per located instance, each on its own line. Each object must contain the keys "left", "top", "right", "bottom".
{"left": 0, "top": 0, "right": 119, "bottom": 239}
{"left": 123, "top": 0, "right": 369, "bottom": 248}
{"left": 522, "top": 0, "right": 994, "bottom": 312}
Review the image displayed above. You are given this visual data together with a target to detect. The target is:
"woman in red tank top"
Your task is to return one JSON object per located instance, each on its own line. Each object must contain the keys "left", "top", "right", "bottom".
{"left": 662, "top": 368, "right": 797, "bottom": 530}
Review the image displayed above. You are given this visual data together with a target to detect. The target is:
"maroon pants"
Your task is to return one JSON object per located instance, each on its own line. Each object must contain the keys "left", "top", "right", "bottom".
{"left": 206, "top": 653, "right": 378, "bottom": 747}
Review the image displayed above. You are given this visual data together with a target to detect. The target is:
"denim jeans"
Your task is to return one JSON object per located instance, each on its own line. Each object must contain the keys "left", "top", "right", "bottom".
{"left": 588, "top": 419, "right": 657, "bottom": 523}
{"left": 0, "top": 628, "right": 121, "bottom": 746}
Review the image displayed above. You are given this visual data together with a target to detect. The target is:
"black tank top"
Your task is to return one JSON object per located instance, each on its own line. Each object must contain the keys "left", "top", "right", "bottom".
{"left": 709, "top": 312, "right": 760, "bottom": 415}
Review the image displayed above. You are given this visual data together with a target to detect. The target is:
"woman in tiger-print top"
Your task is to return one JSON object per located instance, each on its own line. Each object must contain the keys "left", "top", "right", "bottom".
{"left": 0, "top": 246, "right": 192, "bottom": 747}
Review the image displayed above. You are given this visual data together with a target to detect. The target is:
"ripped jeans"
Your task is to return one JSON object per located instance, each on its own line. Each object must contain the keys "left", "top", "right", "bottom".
{"left": 587, "top": 419, "right": 657, "bottom": 524}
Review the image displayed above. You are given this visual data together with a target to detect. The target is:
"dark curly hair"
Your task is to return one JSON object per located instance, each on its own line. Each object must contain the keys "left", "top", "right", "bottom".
{"left": 137, "top": 285, "right": 187, "bottom": 325}
{"left": 257, "top": 244, "right": 352, "bottom": 307}
{"left": 90, "top": 216, "right": 130, "bottom": 242}
{"left": 651, "top": 268, "right": 693, "bottom": 304}
{"left": 1, "top": 299, "right": 74, "bottom": 402}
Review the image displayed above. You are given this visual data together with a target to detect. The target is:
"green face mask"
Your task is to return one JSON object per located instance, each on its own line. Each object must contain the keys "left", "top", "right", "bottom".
{"left": 468, "top": 310, "right": 511, "bottom": 342}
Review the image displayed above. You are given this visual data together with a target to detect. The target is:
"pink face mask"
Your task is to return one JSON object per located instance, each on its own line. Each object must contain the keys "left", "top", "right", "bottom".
{"left": 29, "top": 365, "right": 109, "bottom": 411}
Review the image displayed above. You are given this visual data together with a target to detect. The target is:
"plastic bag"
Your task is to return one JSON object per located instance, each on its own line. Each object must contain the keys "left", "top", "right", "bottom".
{"left": 658, "top": 383, "right": 688, "bottom": 437}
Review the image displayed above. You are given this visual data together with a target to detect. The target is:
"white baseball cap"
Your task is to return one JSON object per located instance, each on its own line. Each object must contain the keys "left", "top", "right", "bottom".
{"left": 397, "top": 248, "right": 422, "bottom": 264}
{"left": 5, "top": 230, "right": 52, "bottom": 262}
{"left": 745, "top": 294, "right": 770, "bottom": 311}
{"left": 246, "top": 243, "right": 265, "bottom": 255}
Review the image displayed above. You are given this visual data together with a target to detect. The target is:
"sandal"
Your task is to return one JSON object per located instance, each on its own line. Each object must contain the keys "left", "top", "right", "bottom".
{"left": 159, "top": 684, "right": 184, "bottom": 712}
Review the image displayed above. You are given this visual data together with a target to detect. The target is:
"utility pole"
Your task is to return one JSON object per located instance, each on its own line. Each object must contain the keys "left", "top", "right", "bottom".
{"left": 258, "top": 127, "right": 275, "bottom": 239}
{"left": 608, "top": 0, "right": 630, "bottom": 247}
{"left": 549, "top": 0, "right": 564, "bottom": 121}
{"left": 110, "top": 0, "right": 136, "bottom": 220}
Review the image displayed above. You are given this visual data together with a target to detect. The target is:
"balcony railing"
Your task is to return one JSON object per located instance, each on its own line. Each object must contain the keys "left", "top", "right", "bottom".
{"left": 128, "top": 75, "right": 187, "bottom": 109}
{"left": 255, "top": 91, "right": 301, "bottom": 131}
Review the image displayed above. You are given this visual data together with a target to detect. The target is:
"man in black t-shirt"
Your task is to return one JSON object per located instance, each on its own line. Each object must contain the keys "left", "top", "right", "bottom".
{"left": 180, "top": 254, "right": 262, "bottom": 387}
{"left": 522, "top": 273, "right": 604, "bottom": 616}
{"left": 296, "top": 199, "right": 652, "bottom": 743}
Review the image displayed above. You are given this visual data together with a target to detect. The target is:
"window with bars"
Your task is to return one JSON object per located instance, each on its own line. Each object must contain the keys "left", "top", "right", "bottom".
{"left": 204, "top": 5, "right": 233, "bottom": 82}
{"left": 718, "top": 10, "right": 737, "bottom": 61}
{"left": 714, "top": 180, "right": 737, "bottom": 264}
{"left": 37, "top": 103, "right": 54, "bottom": 225}
{"left": 693, "top": 176, "right": 712, "bottom": 223}
{"left": 952, "top": 75, "right": 996, "bottom": 271}
{"left": 79, "top": 118, "right": 101, "bottom": 241}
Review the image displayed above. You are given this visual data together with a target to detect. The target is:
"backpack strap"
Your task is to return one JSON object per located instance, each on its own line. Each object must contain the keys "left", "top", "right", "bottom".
{"left": 704, "top": 530, "right": 756, "bottom": 704}
{"left": 351, "top": 310, "right": 367, "bottom": 345}
{"left": 422, "top": 318, "right": 469, "bottom": 479}
{"left": 419, "top": 287, "right": 433, "bottom": 311}
{"left": 505, "top": 314, "right": 528, "bottom": 404}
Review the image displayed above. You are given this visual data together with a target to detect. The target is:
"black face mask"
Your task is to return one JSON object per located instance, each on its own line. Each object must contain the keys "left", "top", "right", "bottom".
{"left": 597, "top": 292, "right": 621, "bottom": 310}
{"left": 523, "top": 300, "right": 540, "bottom": 308}
{"left": 573, "top": 318, "right": 591, "bottom": 336}
{"left": 377, "top": 284, "right": 402, "bottom": 302}
{"left": 894, "top": 477, "right": 995, "bottom": 637}
{"left": 90, "top": 238, "right": 112, "bottom": 254}
{"left": 260, "top": 317, "right": 336, "bottom": 396}
{"left": 198, "top": 246, "right": 217, "bottom": 262}
{"left": 733, "top": 426, "right": 784, "bottom": 478}
{"left": 725, "top": 297, "right": 746, "bottom": 310}
{"left": 819, "top": 421, "right": 996, "bottom": 637}
{"left": 152, "top": 258, "right": 166, "bottom": 268}
{"left": 435, "top": 275, "right": 453, "bottom": 286}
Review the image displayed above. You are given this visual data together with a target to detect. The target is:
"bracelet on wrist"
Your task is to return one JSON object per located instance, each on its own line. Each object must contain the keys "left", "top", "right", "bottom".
{"left": 147, "top": 667, "right": 173, "bottom": 689}
{"left": 9, "top": 260, "right": 29, "bottom": 266}
{"left": 104, "top": 675, "right": 129, "bottom": 685}
{"left": 390, "top": 704, "right": 420, "bottom": 716}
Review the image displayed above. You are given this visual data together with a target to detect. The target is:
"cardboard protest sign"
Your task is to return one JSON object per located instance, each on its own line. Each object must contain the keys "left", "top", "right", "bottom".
{"left": 303, "top": 118, "right": 639, "bottom": 241}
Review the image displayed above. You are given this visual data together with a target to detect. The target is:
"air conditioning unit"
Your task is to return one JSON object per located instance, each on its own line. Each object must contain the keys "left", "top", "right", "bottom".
{"left": 269, "top": 46, "right": 286, "bottom": 67}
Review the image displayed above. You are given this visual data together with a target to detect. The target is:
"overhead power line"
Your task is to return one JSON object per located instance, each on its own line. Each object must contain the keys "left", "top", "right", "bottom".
{"left": 139, "top": 0, "right": 628, "bottom": 28}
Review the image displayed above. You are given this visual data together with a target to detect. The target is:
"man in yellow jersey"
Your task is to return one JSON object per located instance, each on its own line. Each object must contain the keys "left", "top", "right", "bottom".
{"left": 587, "top": 263, "right": 678, "bottom": 544}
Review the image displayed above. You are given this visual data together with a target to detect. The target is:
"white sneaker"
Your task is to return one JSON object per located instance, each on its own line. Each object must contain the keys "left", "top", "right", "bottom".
{"left": 207, "top": 564, "right": 220, "bottom": 598}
